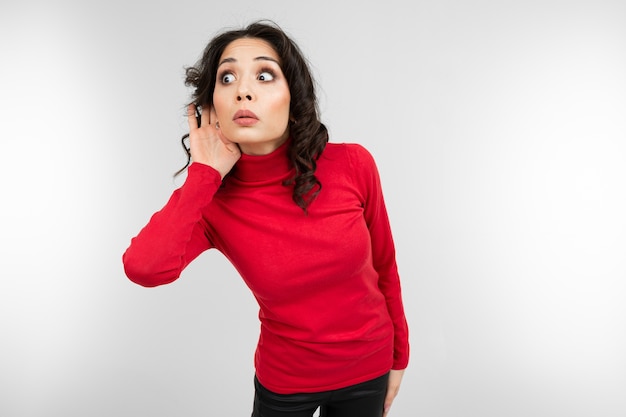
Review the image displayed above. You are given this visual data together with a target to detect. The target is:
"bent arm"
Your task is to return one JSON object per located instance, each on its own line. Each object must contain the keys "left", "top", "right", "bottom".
{"left": 122, "top": 163, "right": 222, "bottom": 287}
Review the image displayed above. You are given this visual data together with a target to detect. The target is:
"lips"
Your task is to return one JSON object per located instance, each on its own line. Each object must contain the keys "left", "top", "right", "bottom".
{"left": 233, "top": 109, "right": 259, "bottom": 126}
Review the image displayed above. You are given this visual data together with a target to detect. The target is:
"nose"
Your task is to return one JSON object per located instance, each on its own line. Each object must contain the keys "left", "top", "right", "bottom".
{"left": 236, "top": 79, "right": 254, "bottom": 102}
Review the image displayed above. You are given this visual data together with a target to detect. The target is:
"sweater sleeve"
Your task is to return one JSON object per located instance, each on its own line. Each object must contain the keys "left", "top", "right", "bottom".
{"left": 349, "top": 144, "right": 410, "bottom": 370}
{"left": 122, "top": 163, "right": 222, "bottom": 287}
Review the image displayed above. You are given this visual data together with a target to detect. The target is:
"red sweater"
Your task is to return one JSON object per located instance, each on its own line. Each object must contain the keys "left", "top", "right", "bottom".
{"left": 123, "top": 139, "right": 409, "bottom": 394}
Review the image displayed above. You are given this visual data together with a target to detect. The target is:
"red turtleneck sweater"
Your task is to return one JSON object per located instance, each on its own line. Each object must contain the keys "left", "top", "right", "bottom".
{"left": 123, "top": 140, "right": 409, "bottom": 394}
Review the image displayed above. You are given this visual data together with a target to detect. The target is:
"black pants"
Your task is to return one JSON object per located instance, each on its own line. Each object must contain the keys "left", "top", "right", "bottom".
{"left": 251, "top": 373, "right": 389, "bottom": 417}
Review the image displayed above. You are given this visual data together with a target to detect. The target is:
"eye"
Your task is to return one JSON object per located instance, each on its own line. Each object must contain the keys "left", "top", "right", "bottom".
{"left": 258, "top": 70, "right": 275, "bottom": 82}
{"left": 221, "top": 73, "right": 235, "bottom": 84}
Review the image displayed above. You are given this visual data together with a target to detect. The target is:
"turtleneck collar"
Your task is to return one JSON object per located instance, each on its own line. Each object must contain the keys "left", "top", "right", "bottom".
{"left": 229, "top": 137, "right": 293, "bottom": 184}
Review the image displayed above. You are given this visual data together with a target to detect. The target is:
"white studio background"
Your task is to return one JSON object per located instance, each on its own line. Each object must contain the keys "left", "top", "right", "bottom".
{"left": 1, "top": 1, "right": 625, "bottom": 416}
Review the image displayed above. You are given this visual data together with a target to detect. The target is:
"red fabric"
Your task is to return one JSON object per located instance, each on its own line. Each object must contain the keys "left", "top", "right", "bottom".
{"left": 123, "top": 140, "right": 409, "bottom": 394}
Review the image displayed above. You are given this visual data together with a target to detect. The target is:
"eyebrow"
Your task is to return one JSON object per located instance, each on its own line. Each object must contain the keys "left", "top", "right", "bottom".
{"left": 217, "top": 56, "right": 280, "bottom": 67}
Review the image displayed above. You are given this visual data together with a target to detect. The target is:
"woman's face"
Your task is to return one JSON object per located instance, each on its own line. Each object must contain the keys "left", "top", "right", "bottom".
{"left": 213, "top": 37, "right": 291, "bottom": 156}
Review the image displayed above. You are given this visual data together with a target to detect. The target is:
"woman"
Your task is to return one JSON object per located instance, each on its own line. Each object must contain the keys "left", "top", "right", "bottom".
{"left": 123, "top": 20, "right": 409, "bottom": 417}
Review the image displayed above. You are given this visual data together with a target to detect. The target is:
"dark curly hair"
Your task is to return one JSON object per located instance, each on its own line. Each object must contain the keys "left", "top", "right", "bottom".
{"left": 176, "top": 20, "right": 329, "bottom": 211}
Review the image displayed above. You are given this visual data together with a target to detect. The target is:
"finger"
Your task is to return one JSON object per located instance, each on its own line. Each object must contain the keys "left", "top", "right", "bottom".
{"left": 200, "top": 104, "right": 212, "bottom": 127}
{"left": 383, "top": 393, "right": 394, "bottom": 416}
{"left": 187, "top": 103, "right": 198, "bottom": 130}
{"left": 383, "top": 386, "right": 399, "bottom": 416}
{"left": 208, "top": 106, "right": 218, "bottom": 129}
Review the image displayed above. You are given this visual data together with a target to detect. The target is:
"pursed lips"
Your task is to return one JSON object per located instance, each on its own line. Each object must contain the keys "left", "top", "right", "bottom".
{"left": 233, "top": 109, "right": 259, "bottom": 127}
{"left": 233, "top": 109, "right": 259, "bottom": 126}
{"left": 233, "top": 109, "right": 258, "bottom": 121}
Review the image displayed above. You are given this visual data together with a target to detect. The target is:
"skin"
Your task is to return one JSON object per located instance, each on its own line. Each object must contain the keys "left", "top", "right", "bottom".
{"left": 187, "top": 37, "right": 291, "bottom": 179}
{"left": 213, "top": 37, "right": 291, "bottom": 156}
{"left": 186, "top": 37, "right": 405, "bottom": 415}
{"left": 186, "top": 102, "right": 240, "bottom": 179}
{"left": 384, "top": 369, "right": 404, "bottom": 416}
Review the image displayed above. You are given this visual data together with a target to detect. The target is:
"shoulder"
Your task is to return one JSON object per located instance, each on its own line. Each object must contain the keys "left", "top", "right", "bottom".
{"left": 321, "top": 142, "right": 377, "bottom": 168}
{"left": 318, "top": 143, "right": 380, "bottom": 191}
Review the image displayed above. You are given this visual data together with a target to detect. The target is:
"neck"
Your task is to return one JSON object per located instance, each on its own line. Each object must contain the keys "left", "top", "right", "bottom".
{"left": 230, "top": 136, "right": 293, "bottom": 183}
{"left": 238, "top": 133, "right": 289, "bottom": 156}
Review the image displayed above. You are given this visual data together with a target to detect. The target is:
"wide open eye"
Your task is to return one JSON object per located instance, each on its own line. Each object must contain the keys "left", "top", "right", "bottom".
{"left": 221, "top": 73, "right": 235, "bottom": 84}
{"left": 258, "top": 70, "right": 275, "bottom": 82}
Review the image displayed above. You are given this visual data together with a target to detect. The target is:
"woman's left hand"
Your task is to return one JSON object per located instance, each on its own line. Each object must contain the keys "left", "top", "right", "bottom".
{"left": 383, "top": 369, "right": 405, "bottom": 416}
